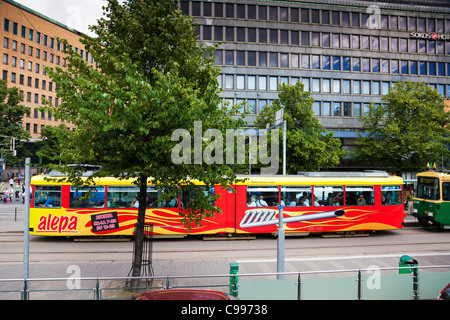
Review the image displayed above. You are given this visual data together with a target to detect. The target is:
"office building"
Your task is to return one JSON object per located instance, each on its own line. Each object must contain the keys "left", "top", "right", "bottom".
{"left": 1, "top": 0, "right": 93, "bottom": 140}
{"left": 179, "top": 0, "right": 450, "bottom": 167}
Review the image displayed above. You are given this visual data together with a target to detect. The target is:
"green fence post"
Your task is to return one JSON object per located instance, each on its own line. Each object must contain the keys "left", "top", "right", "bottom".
{"left": 412, "top": 267, "right": 419, "bottom": 300}
{"left": 230, "top": 263, "right": 239, "bottom": 297}
{"left": 95, "top": 278, "right": 100, "bottom": 300}
{"left": 357, "top": 270, "right": 362, "bottom": 300}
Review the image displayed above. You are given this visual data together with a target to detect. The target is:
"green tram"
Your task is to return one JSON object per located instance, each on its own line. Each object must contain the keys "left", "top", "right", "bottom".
{"left": 413, "top": 171, "right": 450, "bottom": 230}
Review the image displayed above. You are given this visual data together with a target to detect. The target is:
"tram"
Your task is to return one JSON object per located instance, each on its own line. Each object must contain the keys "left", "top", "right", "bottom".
{"left": 413, "top": 171, "right": 450, "bottom": 230}
{"left": 29, "top": 171, "right": 405, "bottom": 237}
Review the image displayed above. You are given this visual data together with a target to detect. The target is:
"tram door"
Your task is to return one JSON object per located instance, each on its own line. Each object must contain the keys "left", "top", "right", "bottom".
{"left": 214, "top": 185, "right": 237, "bottom": 233}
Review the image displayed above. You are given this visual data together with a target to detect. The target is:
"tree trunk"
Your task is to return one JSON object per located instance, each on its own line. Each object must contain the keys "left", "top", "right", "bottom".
{"left": 130, "top": 174, "right": 148, "bottom": 288}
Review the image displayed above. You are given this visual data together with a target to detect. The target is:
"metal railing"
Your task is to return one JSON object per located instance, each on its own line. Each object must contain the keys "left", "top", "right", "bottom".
{"left": 0, "top": 264, "right": 449, "bottom": 300}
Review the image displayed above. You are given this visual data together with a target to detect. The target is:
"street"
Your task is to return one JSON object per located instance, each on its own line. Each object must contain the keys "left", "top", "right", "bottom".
{"left": 1, "top": 203, "right": 449, "bottom": 277}
{"left": 0, "top": 202, "right": 450, "bottom": 301}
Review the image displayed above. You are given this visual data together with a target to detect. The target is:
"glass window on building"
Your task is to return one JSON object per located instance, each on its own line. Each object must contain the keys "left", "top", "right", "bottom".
{"left": 363, "top": 81, "right": 370, "bottom": 95}
{"left": 225, "top": 51, "right": 234, "bottom": 65}
{"left": 333, "top": 102, "right": 341, "bottom": 116}
{"left": 302, "top": 55, "right": 310, "bottom": 69}
{"left": 333, "top": 56, "right": 340, "bottom": 70}
{"left": 322, "top": 33, "right": 330, "bottom": 47}
{"left": 312, "top": 55, "right": 320, "bottom": 69}
{"left": 342, "top": 34, "right": 350, "bottom": 48}
{"left": 291, "top": 54, "right": 299, "bottom": 68}
{"left": 302, "top": 77, "right": 310, "bottom": 91}
{"left": 313, "top": 101, "right": 320, "bottom": 116}
{"left": 352, "top": 35, "right": 360, "bottom": 49}
{"left": 259, "top": 6, "right": 267, "bottom": 20}
{"left": 323, "top": 56, "right": 330, "bottom": 70}
{"left": 301, "top": 31, "right": 309, "bottom": 45}
{"left": 248, "top": 28, "right": 256, "bottom": 42}
{"left": 214, "top": 26, "right": 223, "bottom": 41}
{"left": 312, "top": 78, "right": 320, "bottom": 92}
{"left": 248, "top": 75, "right": 256, "bottom": 90}
{"left": 391, "top": 60, "right": 399, "bottom": 74}
{"left": 247, "top": 99, "right": 256, "bottom": 114}
{"left": 248, "top": 51, "right": 256, "bottom": 66}
{"left": 323, "top": 101, "right": 331, "bottom": 116}
{"left": 353, "top": 103, "right": 361, "bottom": 117}
{"left": 343, "top": 57, "right": 350, "bottom": 71}
{"left": 333, "top": 79, "right": 340, "bottom": 93}
{"left": 322, "top": 79, "right": 330, "bottom": 93}
{"left": 343, "top": 80, "right": 350, "bottom": 94}
{"left": 280, "top": 7, "right": 288, "bottom": 21}
{"left": 236, "top": 75, "right": 245, "bottom": 90}
{"left": 259, "top": 76, "right": 267, "bottom": 90}
{"left": 269, "top": 76, "right": 278, "bottom": 90}
{"left": 353, "top": 80, "right": 361, "bottom": 94}
{"left": 280, "top": 53, "right": 288, "bottom": 68}
{"left": 352, "top": 57, "right": 360, "bottom": 71}
{"left": 259, "top": 52, "right": 267, "bottom": 67}
{"left": 343, "top": 102, "right": 351, "bottom": 117}
{"left": 362, "top": 58, "right": 370, "bottom": 72}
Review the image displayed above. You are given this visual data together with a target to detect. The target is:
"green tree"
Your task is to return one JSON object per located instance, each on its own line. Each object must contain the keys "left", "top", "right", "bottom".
{"left": 41, "top": 0, "right": 245, "bottom": 285}
{"left": 36, "top": 124, "right": 71, "bottom": 165}
{"left": 0, "top": 79, "right": 30, "bottom": 165}
{"left": 255, "top": 82, "right": 346, "bottom": 173}
{"left": 355, "top": 81, "right": 450, "bottom": 174}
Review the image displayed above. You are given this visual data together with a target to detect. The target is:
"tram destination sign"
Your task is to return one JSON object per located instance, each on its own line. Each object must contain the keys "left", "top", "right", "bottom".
{"left": 91, "top": 211, "right": 119, "bottom": 233}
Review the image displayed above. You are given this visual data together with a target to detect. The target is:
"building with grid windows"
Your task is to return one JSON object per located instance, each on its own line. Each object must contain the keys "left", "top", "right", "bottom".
{"left": 179, "top": 0, "right": 450, "bottom": 168}
{"left": 1, "top": 0, "right": 93, "bottom": 140}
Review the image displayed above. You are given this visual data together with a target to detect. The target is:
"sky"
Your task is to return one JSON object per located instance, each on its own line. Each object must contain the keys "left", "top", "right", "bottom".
{"left": 14, "top": 0, "right": 108, "bottom": 36}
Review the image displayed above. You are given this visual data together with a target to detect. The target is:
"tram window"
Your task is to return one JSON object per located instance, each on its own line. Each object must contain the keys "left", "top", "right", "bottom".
{"left": 70, "top": 186, "right": 105, "bottom": 208}
{"left": 107, "top": 186, "right": 169, "bottom": 208}
{"left": 247, "top": 186, "right": 279, "bottom": 207}
{"left": 34, "top": 185, "right": 61, "bottom": 208}
{"left": 381, "top": 186, "right": 402, "bottom": 205}
{"left": 313, "top": 186, "right": 343, "bottom": 206}
{"left": 442, "top": 183, "right": 450, "bottom": 201}
{"left": 345, "top": 186, "right": 374, "bottom": 206}
{"left": 281, "top": 186, "right": 312, "bottom": 207}
{"left": 417, "top": 177, "right": 440, "bottom": 200}
{"left": 181, "top": 185, "right": 215, "bottom": 208}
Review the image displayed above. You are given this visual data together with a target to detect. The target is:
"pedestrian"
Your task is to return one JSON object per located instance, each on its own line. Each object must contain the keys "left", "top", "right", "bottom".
{"left": 8, "top": 185, "right": 14, "bottom": 202}
{"left": 14, "top": 182, "right": 20, "bottom": 200}
{"left": 407, "top": 188, "right": 414, "bottom": 215}
{"left": 21, "top": 182, "right": 26, "bottom": 204}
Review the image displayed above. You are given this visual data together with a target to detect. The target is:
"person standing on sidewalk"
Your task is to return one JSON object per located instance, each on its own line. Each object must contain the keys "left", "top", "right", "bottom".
{"left": 406, "top": 187, "right": 414, "bottom": 215}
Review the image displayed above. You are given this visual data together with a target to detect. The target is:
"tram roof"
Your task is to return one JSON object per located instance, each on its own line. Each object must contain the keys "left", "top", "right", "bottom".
{"left": 417, "top": 171, "right": 450, "bottom": 181}
{"left": 31, "top": 171, "right": 403, "bottom": 186}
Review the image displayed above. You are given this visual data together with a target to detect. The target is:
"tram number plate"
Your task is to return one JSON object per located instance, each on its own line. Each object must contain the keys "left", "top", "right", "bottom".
{"left": 91, "top": 212, "right": 119, "bottom": 233}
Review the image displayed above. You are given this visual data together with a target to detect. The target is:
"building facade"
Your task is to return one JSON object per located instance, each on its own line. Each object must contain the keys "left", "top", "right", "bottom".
{"left": 1, "top": 0, "right": 92, "bottom": 140}
{"left": 179, "top": 0, "right": 450, "bottom": 164}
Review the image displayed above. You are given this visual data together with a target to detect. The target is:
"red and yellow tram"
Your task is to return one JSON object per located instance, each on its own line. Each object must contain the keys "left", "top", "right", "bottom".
{"left": 29, "top": 171, "right": 404, "bottom": 237}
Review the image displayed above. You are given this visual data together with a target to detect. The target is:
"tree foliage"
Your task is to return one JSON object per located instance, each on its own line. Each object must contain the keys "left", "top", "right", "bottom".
{"left": 41, "top": 0, "right": 246, "bottom": 282}
{"left": 0, "top": 79, "right": 30, "bottom": 164}
{"left": 355, "top": 81, "right": 450, "bottom": 174}
{"left": 255, "top": 82, "right": 346, "bottom": 173}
